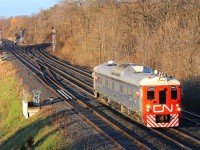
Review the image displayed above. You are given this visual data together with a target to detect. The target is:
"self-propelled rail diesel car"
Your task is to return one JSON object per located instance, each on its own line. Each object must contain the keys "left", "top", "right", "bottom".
{"left": 92, "top": 61, "right": 182, "bottom": 127}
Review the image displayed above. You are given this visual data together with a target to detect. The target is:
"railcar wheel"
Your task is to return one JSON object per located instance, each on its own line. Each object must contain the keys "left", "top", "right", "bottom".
{"left": 136, "top": 116, "right": 143, "bottom": 123}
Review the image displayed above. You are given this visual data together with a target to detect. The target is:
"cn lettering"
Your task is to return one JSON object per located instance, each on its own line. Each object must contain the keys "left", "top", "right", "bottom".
{"left": 153, "top": 104, "right": 173, "bottom": 113}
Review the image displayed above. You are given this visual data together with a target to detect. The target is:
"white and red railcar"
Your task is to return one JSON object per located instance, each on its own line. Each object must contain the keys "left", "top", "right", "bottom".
{"left": 92, "top": 61, "right": 182, "bottom": 127}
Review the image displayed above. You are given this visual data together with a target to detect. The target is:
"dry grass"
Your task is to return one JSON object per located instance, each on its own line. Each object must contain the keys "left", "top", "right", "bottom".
{"left": 0, "top": 61, "right": 65, "bottom": 149}
{"left": 0, "top": 62, "right": 16, "bottom": 80}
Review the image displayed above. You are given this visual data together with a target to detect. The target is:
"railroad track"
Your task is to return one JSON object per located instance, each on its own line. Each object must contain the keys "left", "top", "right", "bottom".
{"left": 35, "top": 46, "right": 92, "bottom": 78}
{"left": 3, "top": 42, "right": 200, "bottom": 149}
{"left": 182, "top": 109, "right": 200, "bottom": 125}
{"left": 3, "top": 42, "right": 150, "bottom": 149}
{"left": 152, "top": 127, "right": 200, "bottom": 149}
{"left": 21, "top": 42, "right": 198, "bottom": 149}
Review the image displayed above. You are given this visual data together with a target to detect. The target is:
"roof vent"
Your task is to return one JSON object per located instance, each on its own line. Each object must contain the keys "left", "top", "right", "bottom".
{"left": 107, "top": 60, "right": 116, "bottom": 66}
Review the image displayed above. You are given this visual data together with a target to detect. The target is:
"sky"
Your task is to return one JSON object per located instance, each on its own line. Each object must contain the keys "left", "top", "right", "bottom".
{"left": 0, "top": 0, "right": 58, "bottom": 18}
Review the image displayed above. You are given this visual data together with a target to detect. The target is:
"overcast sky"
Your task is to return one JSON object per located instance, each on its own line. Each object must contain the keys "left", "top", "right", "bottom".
{"left": 0, "top": 0, "right": 58, "bottom": 18}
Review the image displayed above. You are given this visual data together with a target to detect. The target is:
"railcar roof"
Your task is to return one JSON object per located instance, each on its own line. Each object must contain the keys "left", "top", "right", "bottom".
{"left": 94, "top": 63, "right": 180, "bottom": 86}
{"left": 94, "top": 63, "right": 151, "bottom": 85}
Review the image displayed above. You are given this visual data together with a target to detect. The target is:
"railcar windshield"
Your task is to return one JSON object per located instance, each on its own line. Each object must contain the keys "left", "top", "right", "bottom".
{"left": 171, "top": 90, "right": 177, "bottom": 99}
{"left": 147, "top": 91, "right": 154, "bottom": 100}
{"left": 159, "top": 89, "right": 167, "bottom": 104}
{"left": 171, "top": 86, "right": 178, "bottom": 99}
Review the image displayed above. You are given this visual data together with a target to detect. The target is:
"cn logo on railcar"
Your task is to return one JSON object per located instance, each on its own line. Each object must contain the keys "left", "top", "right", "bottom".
{"left": 153, "top": 104, "right": 173, "bottom": 113}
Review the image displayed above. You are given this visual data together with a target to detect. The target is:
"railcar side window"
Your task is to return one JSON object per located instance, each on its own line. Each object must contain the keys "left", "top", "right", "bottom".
{"left": 108, "top": 80, "right": 112, "bottom": 88}
{"left": 105, "top": 79, "right": 108, "bottom": 87}
{"left": 102, "top": 78, "right": 105, "bottom": 86}
{"left": 120, "top": 84, "right": 123, "bottom": 93}
{"left": 171, "top": 90, "right": 177, "bottom": 99}
{"left": 123, "top": 85, "right": 127, "bottom": 94}
{"left": 147, "top": 91, "right": 154, "bottom": 100}
{"left": 112, "top": 81, "right": 115, "bottom": 90}
{"left": 116, "top": 82, "right": 120, "bottom": 91}
{"left": 99, "top": 78, "right": 102, "bottom": 84}
{"left": 128, "top": 87, "right": 132, "bottom": 95}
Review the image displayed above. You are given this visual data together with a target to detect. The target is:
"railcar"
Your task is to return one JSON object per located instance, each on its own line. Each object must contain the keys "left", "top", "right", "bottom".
{"left": 92, "top": 61, "right": 182, "bottom": 127}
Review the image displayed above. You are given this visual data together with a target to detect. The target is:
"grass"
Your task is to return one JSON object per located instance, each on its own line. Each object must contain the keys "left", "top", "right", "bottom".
{"left": 0, "top": 61, "right": 65, "bottom": 149}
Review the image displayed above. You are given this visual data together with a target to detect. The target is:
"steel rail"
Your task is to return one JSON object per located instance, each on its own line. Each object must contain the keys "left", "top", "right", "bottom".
{"left": 36, "top": 47, "right": 92, "bottom": 79}
{"left": 23, "top": 47, "right": 93, "bottom": 90}
{"left": 4, "top": 43, "right": 60, "bottom": 99}
{"left": 74, "top": 99, "right": 150, "bottom": 150}
{"left": 43, "top": 61, "right": 94, "bottom": 94}
{"left": 182, "top": 110, "right": 200, "bottom": 125}
{"left": 150, "top": 128, "right": 191, "bottom": 150}
{"left": 168, "top": 128, "right": 200, "bottom": 146}
{"left": 182, "top": 110, "right": 200, "bottom": 118}
{"left": 12, "top": 44, "right": 92, "bottom": 94}
{"left": 181, "top": 116, "right": 200, "bottom": 125}
{"left": 9, "top": 43, "right": 94, "bottom": 98}
{"left": 28, "top": 53, "right": 93, "bottom": 92}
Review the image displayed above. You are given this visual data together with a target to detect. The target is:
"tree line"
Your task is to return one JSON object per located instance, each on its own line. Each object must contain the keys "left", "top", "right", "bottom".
{"left": 0, "top": 0, "right": 199, "bottom": 111}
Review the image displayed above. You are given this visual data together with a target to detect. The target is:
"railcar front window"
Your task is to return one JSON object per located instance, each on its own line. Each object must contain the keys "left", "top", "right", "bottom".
{"left": 171, "top": 90, "right": 177, "bottom": 99}
{"left": 159, "top": 90, "right": 166, "bottom": 104}
{"left": 147, "top": 91, "right": 154, "bottom": 100}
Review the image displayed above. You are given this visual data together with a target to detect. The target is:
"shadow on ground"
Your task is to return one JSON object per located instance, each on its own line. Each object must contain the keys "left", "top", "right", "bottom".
{"left": 0, "top": 115, "right": 56, "bottom": 150}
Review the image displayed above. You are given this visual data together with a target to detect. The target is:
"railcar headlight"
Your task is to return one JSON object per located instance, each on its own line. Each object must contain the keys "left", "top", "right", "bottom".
{"left": 146, "top": 105, "right": 151, "bottom": 112}
{"left": 176, "top": 104, "right": 179, "bottom": 107}
{"left": 177, "top": 107, "right": 181, "bottom": 111}
{"left": 146, "top": 105, "right": 150, "bottom": 109}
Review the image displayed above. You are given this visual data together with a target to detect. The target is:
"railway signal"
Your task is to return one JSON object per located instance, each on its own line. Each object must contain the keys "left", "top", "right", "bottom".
{"left": 19, "top": 28, "right": 25, "bottom": 43}
{"left": 32, "top": 90, "right": 41, "bottom": 108}
{"left": 0, "top": 29, "right": 2, "bottom": 45}
{"left": 14, "top": 28, "right": 25, "bottom": 43}
{"left": 52, "top": 26, "right": 56, "bottom": 52}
